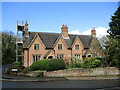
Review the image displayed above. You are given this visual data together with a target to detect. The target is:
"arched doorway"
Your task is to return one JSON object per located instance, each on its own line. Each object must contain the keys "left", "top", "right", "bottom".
{"left": 88, "top": 55, "right": 92, "bottom": 57}
{"left": 48, "top": 56, "right": 53, "bottom": 59}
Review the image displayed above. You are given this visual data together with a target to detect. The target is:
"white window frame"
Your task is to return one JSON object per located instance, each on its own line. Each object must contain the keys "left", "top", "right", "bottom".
{"left": 74, "top": 54, "right": 80, "bottom": 59}
{"left": 75, "top": 45, "right": 79, "bottom": 50}
{"left": 34, "top": 44, "right": 40, "bottom": 50}
{"left": 58, "top": 44, "right": 62, "bottom": 50}
{"left": 57, "top": 54, "right": 64, "bottom": 59}
{"left": 33, "top": 55, "right": 40, "bottom": 62}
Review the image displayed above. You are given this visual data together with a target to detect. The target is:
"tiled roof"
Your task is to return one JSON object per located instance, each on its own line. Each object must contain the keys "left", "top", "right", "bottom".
{"left": 23, "top": 32, "right": 93, "bottom": 49}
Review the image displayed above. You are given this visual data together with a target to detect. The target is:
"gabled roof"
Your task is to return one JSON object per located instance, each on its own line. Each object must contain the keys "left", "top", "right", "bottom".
{"left": 23, "top": 32, "right": 93, "bottom": 49}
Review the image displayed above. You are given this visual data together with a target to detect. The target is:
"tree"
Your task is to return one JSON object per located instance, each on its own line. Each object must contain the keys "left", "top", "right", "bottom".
{"left": 88, "top": 37, "right": 102, "bottom": 57}
{"left": 2, "top": 31, "right": 16, "bottom": 65}
{"left": 108, "top": 6, "right": 120, "bottom": 37}
{"left": 105, "top": 6, "right": 120, "bottom": 67}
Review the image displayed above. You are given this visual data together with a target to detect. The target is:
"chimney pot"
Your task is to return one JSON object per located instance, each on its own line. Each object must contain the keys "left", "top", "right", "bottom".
{"left": 91, "top": 28, "right": 96, "bottom": 38}
{"left": 61, "top": 24, "right": 69, "bottom": 39}
{"left": 62, "top": 24, "right": 64, "bottom": 27}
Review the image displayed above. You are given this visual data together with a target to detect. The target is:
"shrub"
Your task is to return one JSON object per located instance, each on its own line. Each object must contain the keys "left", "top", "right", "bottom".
{"left": 30, "top": 59, "right": 66, "bottom": 71}
{"left": 13, "top": 61, "right": 21, "bottom": 65}
{"left": 6, "top": 61, "right": 24, "bottom": 73}
{"left": 30, "top": 59, "right": 48, "bottom": 71}
{"left": 81, "top": 57, "right": 101, "bottom": 68}
{"left": 112, "top": 60, "right": 120, "bottom": 68}
{"left": 45, "top": 59, "right": 65, "bottom": 71}
{"left": 12, "top": 61, "right": 24, "bottom": 72}
{"left": 12, "top": 62, "right": 21, "bottom": 68}
{"left": 68, "top": 58, "right": 81, "bottom": 68}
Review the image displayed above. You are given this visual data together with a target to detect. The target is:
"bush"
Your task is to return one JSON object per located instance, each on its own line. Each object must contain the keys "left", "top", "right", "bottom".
{"left": 13, "top": 61, "right": 21, "bottom": 65}
{"left": 81, "top": 57, "right": 101, "bottom": 68}
{"left": 4, "top": 61, "right": 24, "bottom": 73}
{"left": 68, "top": 58, "right": 81, "bottom": 68}
{"left": 11, "top": 61, "right": 24, "bottom": 72}
{"left": 30, "top": 59, "right": 66, "bottom": 71}
{"left": 112, "top": 60, "right": 120, "bottom": 68}
{"left": 30, "top": 59, "right": 48, "bottom": 71}
{"left": 45, "top": 59, "right": 65, "bottom": 71}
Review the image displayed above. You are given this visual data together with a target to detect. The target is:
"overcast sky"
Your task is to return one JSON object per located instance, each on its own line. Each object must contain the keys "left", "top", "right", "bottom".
{"left": 2, "top": 1, "right": 119, "bottom": 37}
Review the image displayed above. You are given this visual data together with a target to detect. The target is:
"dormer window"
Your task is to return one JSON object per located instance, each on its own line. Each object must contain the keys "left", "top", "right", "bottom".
{"left": 34, "top": 44, "right": 39, "bottom": 50}
{"left": 75, "top": 45, "right": 79, "bottom": 50}
{"left": 58, "top": 44, "right": 62, "bottom": 50}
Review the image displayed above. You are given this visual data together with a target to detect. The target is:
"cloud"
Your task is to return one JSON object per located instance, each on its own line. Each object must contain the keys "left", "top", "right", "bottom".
{"left": 69, "top": 27, "right": 109, "bottom": 38}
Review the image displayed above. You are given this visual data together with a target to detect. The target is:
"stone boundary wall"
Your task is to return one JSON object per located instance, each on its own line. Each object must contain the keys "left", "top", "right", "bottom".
{"left": 44, "top": 67, "right": 120, "bottom": 77}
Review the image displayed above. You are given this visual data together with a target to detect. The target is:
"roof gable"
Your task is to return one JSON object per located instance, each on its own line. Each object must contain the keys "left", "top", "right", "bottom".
{"left": 27, "top": 34, "right": 46, "bottom": 48}
{"left": 53, "top": 35, "right": 68, "bottom": 49}
{"left": 38, "top": 33, "right": 60, "bottom": 48}
{"left": 78, "top": 35, "right": 93, "bottom": 48}
{"left": 23, "top": 32, "right": 93, "bottom": 49}
{"left": 71, "top": 36, "right": 84, "bottom": 48}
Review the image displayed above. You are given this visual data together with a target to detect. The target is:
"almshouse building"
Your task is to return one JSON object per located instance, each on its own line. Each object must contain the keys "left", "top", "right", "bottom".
{"left": 21, "top": 21, "right": 101, "bottom": 67}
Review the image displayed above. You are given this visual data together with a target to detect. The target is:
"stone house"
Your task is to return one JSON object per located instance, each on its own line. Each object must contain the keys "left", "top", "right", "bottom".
{"left": 22, "top": 21, "right": 101, "bottom": 67}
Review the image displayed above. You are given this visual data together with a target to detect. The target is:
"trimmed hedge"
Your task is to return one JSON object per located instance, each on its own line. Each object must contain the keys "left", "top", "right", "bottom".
{"left": 30, "top": 59, "right": 66, "bottom": 71}
{"left": 30, "top": 59, "right": 48, "bottom": 71}
{"left": 46, "top": 59, "right": 65, "bottom": 71}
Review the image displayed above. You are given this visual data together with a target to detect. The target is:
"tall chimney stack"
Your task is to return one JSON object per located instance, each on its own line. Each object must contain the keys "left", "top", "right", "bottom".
{"left": 91, "top": 28, "right": 96, "bottom": 38}
{"left": 61, "top": 24, "right": 69, "bottom": 39}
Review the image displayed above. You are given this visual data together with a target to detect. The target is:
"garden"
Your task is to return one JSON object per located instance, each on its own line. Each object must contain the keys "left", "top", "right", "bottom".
{"left": 5, "top": 56, "right": 119, "bottom": 74}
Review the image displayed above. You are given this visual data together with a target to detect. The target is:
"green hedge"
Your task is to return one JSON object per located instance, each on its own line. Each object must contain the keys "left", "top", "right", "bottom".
{"left": 30, "top": 59, "right": 48, "bottom": 71}
{"left": 81, "top": 57, "right": 101, "bottom": 68}
{"left": 30, "top": 59, "right": 65, "bottom": 71}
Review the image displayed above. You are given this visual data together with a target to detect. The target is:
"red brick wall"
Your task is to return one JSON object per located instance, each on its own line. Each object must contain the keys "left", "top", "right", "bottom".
{"left": 71, "top": 37, "right": 84, "bottom": 60}
{"left": 24, "top": 35, "right": 85, "bottom": 67}
{"left": 53, "top": 37, "right": 71, "bottom": 59}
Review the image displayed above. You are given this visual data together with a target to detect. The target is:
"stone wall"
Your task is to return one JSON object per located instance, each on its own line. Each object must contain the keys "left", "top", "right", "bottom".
{"left": 44, "top": 67, "right": 120, "bottom": 77}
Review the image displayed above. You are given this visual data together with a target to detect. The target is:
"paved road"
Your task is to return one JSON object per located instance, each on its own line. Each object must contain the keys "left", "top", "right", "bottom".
{"left": 2, "top": 79, "right": 120, "bottom": 89}
{"left": 1, "top": 65, "right": 120, "bottom": 89}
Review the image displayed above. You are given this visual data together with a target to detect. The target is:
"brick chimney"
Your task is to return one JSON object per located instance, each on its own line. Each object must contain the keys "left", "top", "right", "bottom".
{"left": 91, "top": 28, "right": 96, "bottom": 38}
{"left": 24, "top": 21, "right": 29, "bottom": 37}
{"left": 61, "top": 24, "right": 69, "bottom": 39}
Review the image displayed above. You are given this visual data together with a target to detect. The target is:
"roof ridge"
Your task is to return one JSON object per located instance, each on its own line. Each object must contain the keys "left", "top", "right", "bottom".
{"left": 69, "top": 34, "right": 92, "bottom": 36}
{"left": 29, "top": 31, "right": 60, "bottom": 35}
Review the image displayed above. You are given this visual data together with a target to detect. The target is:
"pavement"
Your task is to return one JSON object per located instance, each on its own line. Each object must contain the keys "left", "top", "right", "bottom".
{"left": 1, "top": 64, "right": 120, "bottom": 82}
{"left": 1, "top": 74, "right": 67, "bottom": 82}
{"left": 1, "top": 74, "right": 120, "bottom": 82}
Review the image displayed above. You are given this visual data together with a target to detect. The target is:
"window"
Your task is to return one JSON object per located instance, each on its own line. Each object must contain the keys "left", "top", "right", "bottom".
{"left": 57, "top": 54, "right": 64, "bottom": 59}
{"left": 75, "top": 45, "right": 79, "bottom": 50}
{"left": 33, "top": 55, "right": 40, "bottom": 62}
{"left": 34, "top": 44, "right": 39, "bottom": 50}
{"left": 58, "top": 44, "right": 62, "bottom": 50}
{"left": 75, "top": 54, "right": 80, "bottom": 59}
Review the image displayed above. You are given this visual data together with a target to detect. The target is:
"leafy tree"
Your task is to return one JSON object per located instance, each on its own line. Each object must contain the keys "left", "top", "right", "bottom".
{"left": 89, "top": 37, "right": 102, "bottom": 57}
{"left": 2, "top": 31, "right": 16, "bottom": 65}
{"left": 105, "top": 6, "right": 120, "bottom": 67}
{"left": 108, "top": 7, "right": 120, "bottom": 37}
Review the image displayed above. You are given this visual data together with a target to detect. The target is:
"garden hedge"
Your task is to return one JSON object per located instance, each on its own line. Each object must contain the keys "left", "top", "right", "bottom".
{"left": 30, "top": 59, "right": 65, "bottom": 71}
